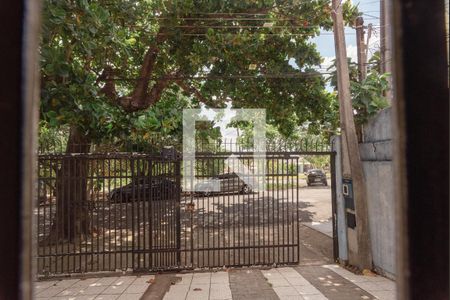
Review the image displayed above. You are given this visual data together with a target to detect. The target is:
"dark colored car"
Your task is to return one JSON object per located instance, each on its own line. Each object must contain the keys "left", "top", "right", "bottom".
{"left": 109, "top": 177, "right": 179, "bottom": 202}
{"left": 194, "top": 172, "right": 253, "bottom": 196}
{"left": 306, "top": 169, "right": 328, "bottom": 186}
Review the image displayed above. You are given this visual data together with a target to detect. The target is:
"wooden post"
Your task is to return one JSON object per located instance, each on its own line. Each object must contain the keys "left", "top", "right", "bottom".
{"left": 331, "top": 0, "right": 372, "bottom": 270}
{"left": 381, "top": 0, "right": 393, "bottom": 103}
{"left": 355, "top": 17, "right": 367, "bottom": 82}
{"left": 355, "top": 16, "right": 367, "bottom": 142}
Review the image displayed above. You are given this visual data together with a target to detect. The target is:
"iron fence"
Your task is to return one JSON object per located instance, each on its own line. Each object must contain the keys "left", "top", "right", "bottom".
{"left": 36, "top": 150, "right": 334, "bottom": 277}
{"left": 37, "top": 153, "right": 181, "bottom": 275}
{"left": 182, "top": 153, "right": 301, "bottom": 268}
{"left": 38, "top": 137, "right": 331, "bottom": 155}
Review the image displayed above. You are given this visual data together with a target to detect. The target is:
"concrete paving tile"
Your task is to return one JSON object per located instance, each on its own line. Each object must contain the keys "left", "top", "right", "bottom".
{"left": 101, "top": 284, "right": 129, "bottom": 295}
{"left": 279, "top": 296, "right": 306, "bottom": 300}
{"left": 193, "top": 272, "right": 211, "bottom": 277}
{"left": 210, "top": 283, "right": 232, "bottom": 299}
{"left": 370, "top": 290, "right": 396, "bottom": 300}
{"left": 278, "top": 267, "right": 303, "bottom": 278}
{"left": 273, "top": 286, "right": 299, "bottom": 296}
{"left": 297, "top": 265, "right": 378, "bottom": 300}
{"left": 72, "top": 278, "right": 101, "bottom": 287}
{"left": 356, "top": 281, "right": 383, "bottom": 292}
{"left": 95, "top": 277, "right": 120, "bottom": 286}
{"left": 35, "top": 281, "right": 59, "bottom": 290}
{"left": 302, "top": 295, "right": 328, "bottom": 300}
{"left": 56, "top": 287, "right": 85, "bottom": 297}
{"left": 94, "top": 295, "right": 119, "bottom": 300}
{"left": 124, "top": 284, "right": 149, "bottom": 294}
{"left": 324, "top": 265, "right": 392, "bottom": 287}
{"left": 262, "top": 270, "right": 284, "bottom": 279}
{"left": 286, "top": 276, "right": 310, "bottom": 286}
{"left": 211, "top": 271, "right": 229, "bottom": 283}
{"left": 365, "top": 276, "right": 393, "bottom": 283}
{"left": 293, "top": 285, "right": 321, "bottom": 295}
{"left": 80, "top": 285, "right": 108, "bottom": 295}
{"left": 346, "top": 277, "right": 372, "bottom": 284}
{"left": 356, "top": 282, "right": 395, "bottom": 292}
{"left": 186, "top": 292, "right": 209, "bottom": 300}
{"left": 54, "top": 279, "right": 81, "bottom": 288}
{"left": 112, "top": 276, "right": 137, "bottom": 286}
{"left": 61, "top": 296, "right": 97, "bottom": 300}
{"left": 176, "top": 273, "right": 193, "bottom": 285}
{"left": 36, "top": 286, "right": 66, "bottom": 297}
{"left": 268, "top": 278, "right": 291, "bottom": 287}
{"left": 191, "top": 273, "right": 211, "bottom": 284}
{"left": 116, "top": 294, "right": 142, "bottom": 300}
{"left": 186, "top": 284, "right": 210, "bottom": 300}
{"left": 374, "top": 281, "right": 396, "bottom": 291}
{"left": 191, "top": 278, "right": 211, "bottom": 284}
{"left": 132, "top": 275, "right": 155, "bottom": 285}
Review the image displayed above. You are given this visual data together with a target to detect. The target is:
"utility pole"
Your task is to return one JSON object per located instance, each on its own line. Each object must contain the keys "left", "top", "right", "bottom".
{"left": 355, "top": 17, "right": 367, "bottom": 82}
{"left": 355, "top": 16, "right": 368, "bottom": 142}
{"left": 331, "top": 0, "right": 372, "bottom": 270}
{"left": 380, "top": 0, "right": 392, "bottom": 103}
{"left": 365, "top": 23, "right": 372, "bottom": 62}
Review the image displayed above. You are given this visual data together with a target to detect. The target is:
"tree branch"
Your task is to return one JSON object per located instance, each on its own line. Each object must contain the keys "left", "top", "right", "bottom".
{"left": 97, "top": 66, "right": 117, "bottom": 100}
{"left": 118, "top": 71, "right": 181, "bottom": 112}
{"left": 96, "top": 19, "right": 220, "bottom": 112}
{"left": 175, "top": 80, "right": 214, "bottom": 106}
{"left": 129, "top": 32, "right": 167, "bottom": 104}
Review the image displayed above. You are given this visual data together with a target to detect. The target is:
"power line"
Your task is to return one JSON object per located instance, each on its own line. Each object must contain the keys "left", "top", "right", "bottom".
{"left": 171, "top": 25, "right": 315, "bottom": 29}
{"left": 104, "top": 72, "right": 333, "bottom": 81}
{"left": 82, "top": 31, "right": 345, "bottom": 36}
{"left": 362, "top": 13, "right": 380, "bottom": 19}
{"left": 357, "top": 0, "right": 382, "bottom": 5}
{"left": 145, "top": 17, "right": 308, "bottom": 21}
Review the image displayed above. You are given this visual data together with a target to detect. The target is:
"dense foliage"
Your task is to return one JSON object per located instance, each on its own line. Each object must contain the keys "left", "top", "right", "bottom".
{"left": 40, "top": 0, "right": 360, "bottom": 150}
{"left": 327, "top": 52, "right": 390, "bottom": 126}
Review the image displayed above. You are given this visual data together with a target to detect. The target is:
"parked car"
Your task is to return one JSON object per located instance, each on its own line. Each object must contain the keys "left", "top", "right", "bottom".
{"left": 195, "top": 172, "right": 253, "bottom": 196}
{"left": 109, "top": 177, "right": 179, "bottom": 202}
{"left": 306, "top": 169, "right": 328, "bottom": 186}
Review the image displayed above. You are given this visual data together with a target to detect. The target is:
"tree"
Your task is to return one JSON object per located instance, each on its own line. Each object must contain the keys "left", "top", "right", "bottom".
{"left": 327, "top": 53, "right": 390, "bottom": 127}
{"left": 40, "top": 0, "right": 358, "bottom": 242}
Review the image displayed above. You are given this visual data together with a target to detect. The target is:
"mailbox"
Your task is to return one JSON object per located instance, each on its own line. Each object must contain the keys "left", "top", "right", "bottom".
{"left": 343, "top": 178, "right": 355, "bottom": 210}
{"left": 343, "top": 178, "right": 356, "bottom": 229}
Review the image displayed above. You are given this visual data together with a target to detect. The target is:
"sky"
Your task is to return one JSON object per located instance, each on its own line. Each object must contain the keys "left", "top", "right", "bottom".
{"left": 202, "top": 0, "right": 383, "bottom": 139}
{"left": 314, "top": 0, "right": 382, "bottom": 70}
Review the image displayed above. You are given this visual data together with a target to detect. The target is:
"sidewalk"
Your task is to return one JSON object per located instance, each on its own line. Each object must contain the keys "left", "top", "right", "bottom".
{"left": 34, "top": 264, "right": 396, "bottom": 300}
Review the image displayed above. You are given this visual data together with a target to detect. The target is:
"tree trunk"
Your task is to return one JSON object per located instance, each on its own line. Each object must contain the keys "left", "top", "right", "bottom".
{"left": 43, "top": 126, "right": 91, "bottom": 244}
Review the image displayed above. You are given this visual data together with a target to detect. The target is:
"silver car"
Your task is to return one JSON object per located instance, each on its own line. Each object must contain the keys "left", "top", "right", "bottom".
{"left": 195, "top": 172, "right": 253, "bottom": 196}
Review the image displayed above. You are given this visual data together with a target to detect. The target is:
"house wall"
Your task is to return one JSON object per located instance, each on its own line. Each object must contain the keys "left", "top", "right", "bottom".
{"left": 359, "top": 107, "right": 396, "bottom": 279}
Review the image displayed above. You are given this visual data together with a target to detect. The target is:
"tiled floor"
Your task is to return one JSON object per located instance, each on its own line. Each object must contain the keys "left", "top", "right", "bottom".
{"left": 34, "top": 265, "right": 396, "bottom": 300}
{"left": 262, "top": 268, "right": 328, "bottom": 300}
{"left": 323, "top": 265, "right": 396, "bottom": 300}
{"left": 34, "top": 275, "right": 155, "bottom": 300}
{"left": 163, "top": 272, "right": 232, "bottom": 300}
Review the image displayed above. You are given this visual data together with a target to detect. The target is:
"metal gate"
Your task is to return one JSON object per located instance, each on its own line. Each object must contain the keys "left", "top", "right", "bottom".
{"left": 179, "top": 152, "right": 301, "bottom": 268}
{"left": 36, "top": 153, "right": 182, "bottom": 275}
{"left": 36, "top": 147, "right": 335, "bottom": 276}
